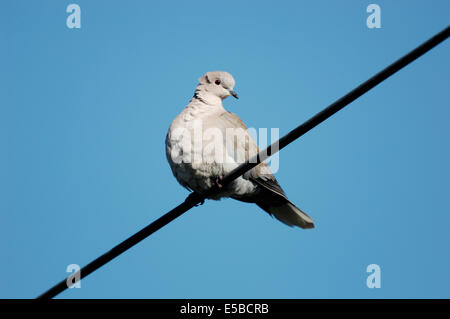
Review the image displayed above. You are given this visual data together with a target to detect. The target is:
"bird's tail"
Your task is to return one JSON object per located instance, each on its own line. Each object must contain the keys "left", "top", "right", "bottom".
{"left": 257, "top": 201, "right": 315, "bottom": 229}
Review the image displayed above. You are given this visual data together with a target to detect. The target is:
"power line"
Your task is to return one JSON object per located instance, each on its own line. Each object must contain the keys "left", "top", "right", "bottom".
{"left": 37, "top": 25, "right": 449, "bottom": 299}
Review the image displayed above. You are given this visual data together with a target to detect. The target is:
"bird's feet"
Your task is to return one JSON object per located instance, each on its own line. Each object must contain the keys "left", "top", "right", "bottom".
{"left": 195, "top": 199, "right": 205, "bottom": 206}
{"left": 185, "top": 192, "right": 205, "bottom": 206}
{"left": 215, "top": 176, "right": 224, "bottom": 189}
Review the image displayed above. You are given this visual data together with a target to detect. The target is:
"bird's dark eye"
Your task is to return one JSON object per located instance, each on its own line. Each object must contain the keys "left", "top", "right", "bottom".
{"left": 215, "top": 80, "right": 221, "bottom": 85}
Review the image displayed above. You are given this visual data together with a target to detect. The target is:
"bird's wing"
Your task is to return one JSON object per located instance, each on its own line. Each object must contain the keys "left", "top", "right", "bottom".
{"left": 216, "top": 111, "right": 313, "bottom": 228}
{"left": 215, "top": 111, "right": 259, "bottom": 165}
{"left": 216, "top": 111, "right": 289, "bottom": 200}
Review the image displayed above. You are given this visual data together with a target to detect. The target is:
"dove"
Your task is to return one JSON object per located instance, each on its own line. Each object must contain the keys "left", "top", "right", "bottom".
{"left": 165, "top": 71, "right": 314, "bottom": 228}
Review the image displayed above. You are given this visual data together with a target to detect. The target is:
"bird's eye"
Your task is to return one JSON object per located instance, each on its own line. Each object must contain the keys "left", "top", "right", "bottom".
{"left": 215, "top": 80, "right": 221, "bottom": 85}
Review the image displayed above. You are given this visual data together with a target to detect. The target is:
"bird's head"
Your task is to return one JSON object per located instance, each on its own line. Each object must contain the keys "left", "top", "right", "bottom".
{"left": 197, "top": 71, "right": 238, "bottom": 100}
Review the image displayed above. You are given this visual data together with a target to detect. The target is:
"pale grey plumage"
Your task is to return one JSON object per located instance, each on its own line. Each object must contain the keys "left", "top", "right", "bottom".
{"left": 165, "top": 71, "right": 314, "bottom": 229}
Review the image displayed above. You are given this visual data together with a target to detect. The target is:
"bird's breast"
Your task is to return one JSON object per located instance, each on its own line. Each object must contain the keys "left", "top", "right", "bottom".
{"left": 166, "top": 107, "right": 227, "bottom": 194}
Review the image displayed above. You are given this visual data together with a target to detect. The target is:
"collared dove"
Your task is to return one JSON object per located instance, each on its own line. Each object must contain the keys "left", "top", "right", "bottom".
{"left": 165, "top": 71, "right": 314, "bottom": 228}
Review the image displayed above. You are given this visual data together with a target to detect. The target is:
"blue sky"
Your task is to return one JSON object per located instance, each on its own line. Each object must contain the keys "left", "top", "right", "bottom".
{"left": 1, "top": 1, "right": 449, "bottom": 298}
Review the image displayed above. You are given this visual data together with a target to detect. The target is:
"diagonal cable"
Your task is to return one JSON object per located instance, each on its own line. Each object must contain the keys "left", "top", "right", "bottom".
{"left": 37, "top": 25, "right": 449, "bottom": 299}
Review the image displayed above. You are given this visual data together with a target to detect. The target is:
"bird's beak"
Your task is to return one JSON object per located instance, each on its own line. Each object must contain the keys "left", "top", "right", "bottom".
{"left": 230, "top": 90, "right": 239, "bottom": 99}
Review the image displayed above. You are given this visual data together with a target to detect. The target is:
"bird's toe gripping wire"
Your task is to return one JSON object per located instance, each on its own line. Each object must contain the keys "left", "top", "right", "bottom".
{"left": 185, "top": 192, "right": 205, "bottom": 207}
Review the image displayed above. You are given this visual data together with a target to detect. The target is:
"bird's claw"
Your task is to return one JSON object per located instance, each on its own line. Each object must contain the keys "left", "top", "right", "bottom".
{"left": 215, "top": 176, "right": 224, "bottom": 189}
{"left": 195, "top": 198, "right": 205, "bottom": 206}
{"left": 186, "top": 192, "right": 205, "bottom": 207}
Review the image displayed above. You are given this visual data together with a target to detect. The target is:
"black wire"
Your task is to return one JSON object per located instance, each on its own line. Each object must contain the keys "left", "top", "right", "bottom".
{"left": 37, "top": 25, "right": 449, "bottom": 299}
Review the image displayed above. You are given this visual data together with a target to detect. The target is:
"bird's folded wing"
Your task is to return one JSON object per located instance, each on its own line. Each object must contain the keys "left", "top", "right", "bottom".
{"left": 217, "top": 111, "right": 288, "bottom": 199}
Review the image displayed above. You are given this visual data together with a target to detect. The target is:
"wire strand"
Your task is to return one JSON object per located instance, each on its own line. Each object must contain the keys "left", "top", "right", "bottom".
{"left": 37, "top": 25, "right": 449, "bottom": 299}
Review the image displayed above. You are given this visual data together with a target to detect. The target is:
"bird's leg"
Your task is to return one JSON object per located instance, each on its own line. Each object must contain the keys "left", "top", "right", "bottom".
{"left": 185, "top": 192, "right": 205, "bottom": 206}
{"left": 215, "top": 176, "right": 224, "bottom": 189}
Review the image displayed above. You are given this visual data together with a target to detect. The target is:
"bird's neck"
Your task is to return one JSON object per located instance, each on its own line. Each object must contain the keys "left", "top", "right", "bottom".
{"left": 191, "top": 85, "right": 223, "bottom": 106}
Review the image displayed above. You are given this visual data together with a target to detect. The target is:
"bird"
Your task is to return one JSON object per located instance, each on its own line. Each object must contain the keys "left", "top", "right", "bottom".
{"left": 165, "top": 71, "right": 314, "bottom": 228}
